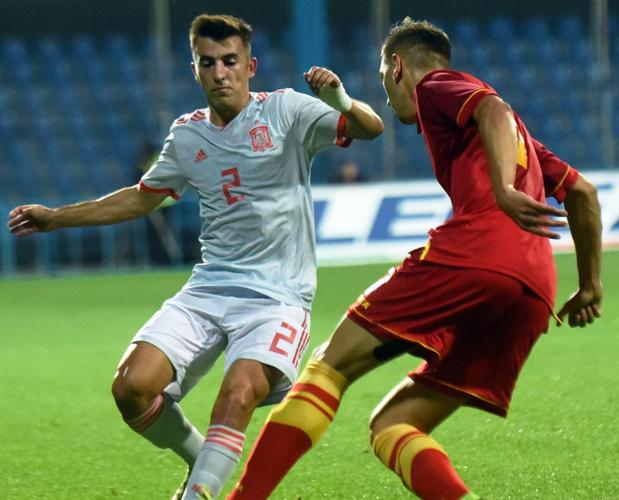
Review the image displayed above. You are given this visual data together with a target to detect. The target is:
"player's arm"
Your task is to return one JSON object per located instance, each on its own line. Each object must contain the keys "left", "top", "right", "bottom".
{"left": 556, "top": 174, "right": 603, "bottom": 327}
{"left": 7, "top": 185, "right": 168, "bottom": 236}
{"left": 304, "top": 66, "right": 384, "bottom": 139}
{"left": 473, "top": 94, "right": 567, "bottom": 238}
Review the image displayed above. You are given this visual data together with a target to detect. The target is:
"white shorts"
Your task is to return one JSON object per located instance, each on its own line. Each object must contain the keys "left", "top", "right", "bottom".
{"left": 132, "top": 287, "right": 311, "bottom": 405}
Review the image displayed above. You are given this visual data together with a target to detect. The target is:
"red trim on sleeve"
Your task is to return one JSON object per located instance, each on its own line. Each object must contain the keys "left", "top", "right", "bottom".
{"left": 550, "top": 166, "right": 579, "bottom": 202}
{"left": 139, "top": 181, "right": 180, "bottom": 200}
{"left": 562, "top": 166, "right": 579, "bottom": 191}
{"left": 335, "top": 114, "right": 353, "bottom": 148}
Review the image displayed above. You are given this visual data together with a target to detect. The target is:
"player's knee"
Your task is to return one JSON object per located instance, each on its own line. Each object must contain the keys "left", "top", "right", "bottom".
{"left": 311, "top": 340, "right": 329, "bottom": 360}
{"left": 220, "top": 378, "right": 270, "bottom": 413}
{"left": 111, "top": 371, "right": 156, "bottom": 412}
{"left": 217, "top": 372, "right": 275, "bottom": 423}
{"left": 368, "top": 401, "right": 400, "bottom": 442}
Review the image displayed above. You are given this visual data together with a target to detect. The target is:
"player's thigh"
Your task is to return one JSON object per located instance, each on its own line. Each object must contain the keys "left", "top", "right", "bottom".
{"left": 318, "top": 316, "right": 393, "bottom": 382}
{"left": 370, "top": 377, "right": 463, "bottom": 436}
{"left": 224, "top": 299, "right": 311, "bottom": 404}
{"left": 131, "top": 291, "right": 227, "bottom": 401}
{"left": 113, "top": 341, "right": 174, "bottom": 396}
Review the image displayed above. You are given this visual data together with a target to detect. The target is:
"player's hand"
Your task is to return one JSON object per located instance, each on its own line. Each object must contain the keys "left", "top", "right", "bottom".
{"left": 304, "top": 66, "right": 352, "bottom": 113}
{"left": 304, "top": 66, "right": 342, "bottom": 94}
{"left": 495, "top": 186, "right": 567, "bottom": 239}
{"left": 555, "top": 284, "right": 603, "bottom": 328}
{"left": 7, "top": 204, "right": 54, "bottom": 236}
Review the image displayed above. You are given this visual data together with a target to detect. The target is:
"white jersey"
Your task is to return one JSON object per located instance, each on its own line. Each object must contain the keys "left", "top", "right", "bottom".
{"left": 140, "top": 89, "right": 350, "bottom": 309}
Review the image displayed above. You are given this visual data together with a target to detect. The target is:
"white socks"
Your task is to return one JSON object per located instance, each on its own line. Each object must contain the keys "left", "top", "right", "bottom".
{"left": 125, "top": 393, "right": 204, "bottom": 466}
{"left": 182, "top": 425, "right": 246, "bottom": 499}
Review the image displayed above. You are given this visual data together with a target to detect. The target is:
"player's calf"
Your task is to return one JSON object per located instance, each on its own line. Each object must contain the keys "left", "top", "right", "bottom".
{"left": 182, "top": 359, "right": 274, "bottom": 499}
{"left": 228, "top": 359, "right": 349, "bottom": 499}
{"left": 371, "top": 423, "right": 471, "bottom": 499}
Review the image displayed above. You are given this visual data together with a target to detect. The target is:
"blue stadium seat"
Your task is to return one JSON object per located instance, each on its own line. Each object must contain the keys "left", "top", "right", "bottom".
{"left": 70, "top": 35, "right": 97, "bottom": 60}
{"left": 557, "top": 15, "right": 584, "bottom": 39}
{"left": 489, "top": 16, "right": 516, "bottom": 43}
{"left": 451, "top": 18, "right": 479, "bottom": 44}
{"left": 0, "top": 15, "right": 610, "bottom": 200}
{"left": 537, "top": 40, "right": 562, "bottom": 66}
{"left": 252, "top": 30, "right": 272, "bottom": 56}
{"left": 502, "top": 40, "right": 536, "bottom": 66}
{"left": 103, "top": 34, "right": 132, "bottom": 61}
{"left": 36, "top": 37, "right": 64, "bottom": 79}
{"left": 512, "top": 65, "right": 537, "bottom": 89}
{"left": 468, "top": 43, "right": 495, "bottom": 69}
{"left": 521, "top": 18, "right": 550, "bottom": 42}
{"left": 568, "top": 39, "right": 591, "bottom": 66}
{"left": 2, "top": 37, "right": 28, "bottom": 63}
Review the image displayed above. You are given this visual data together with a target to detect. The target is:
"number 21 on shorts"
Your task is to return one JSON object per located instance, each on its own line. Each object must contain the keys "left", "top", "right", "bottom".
{"left": 269, "top": 320, "right": 310, "bottom": 368}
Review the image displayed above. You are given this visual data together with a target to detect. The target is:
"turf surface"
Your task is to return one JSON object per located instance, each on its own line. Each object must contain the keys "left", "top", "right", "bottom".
{"left": 1, "top": 251, "right": 617, "bottom": 499}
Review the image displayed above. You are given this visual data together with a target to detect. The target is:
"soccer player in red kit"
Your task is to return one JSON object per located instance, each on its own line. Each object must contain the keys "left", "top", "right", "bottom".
{"left": 228, "top": 17, "right": 603, "bottom": 499}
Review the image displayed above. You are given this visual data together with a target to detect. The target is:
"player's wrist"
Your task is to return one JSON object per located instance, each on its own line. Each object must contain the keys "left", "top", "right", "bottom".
{"left": 44, "top": 207, "right": 60, "bottom": 231}
{"left": 578, "top": 279, "right": 603, "bottom": 296}
{"left": 318, "top": 84, "right": 353, "bottom": 113}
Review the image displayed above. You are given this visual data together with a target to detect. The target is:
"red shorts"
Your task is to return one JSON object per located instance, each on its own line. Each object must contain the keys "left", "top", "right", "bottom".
{"left": 347, "top": 249, "right": 551, "bottom": 417}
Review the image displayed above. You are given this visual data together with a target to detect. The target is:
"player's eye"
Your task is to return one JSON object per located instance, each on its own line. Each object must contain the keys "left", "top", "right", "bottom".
{"left": 223, "top": 58, "right": 237, "bottom": 66}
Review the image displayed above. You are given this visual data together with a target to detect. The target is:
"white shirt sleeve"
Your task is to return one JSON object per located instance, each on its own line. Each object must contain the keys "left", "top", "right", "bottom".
{"left": 139, "top": 130, "right": 189, "bottom": 200}
{"left": 281, "top": 90, "right": 351, "bottom": 156}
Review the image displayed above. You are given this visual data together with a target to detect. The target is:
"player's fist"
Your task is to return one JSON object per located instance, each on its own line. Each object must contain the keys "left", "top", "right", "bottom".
{"left": 304, "top": 66, "right": 342, "bottom": 94}
{"left": 7, "top": 204, "right": 55, "bottom": 236}
{"left": 556, "top": 285, "right": 603, "bottom": 328}
{"left": 304, "top": 66, "right": 352, "bottom": 113}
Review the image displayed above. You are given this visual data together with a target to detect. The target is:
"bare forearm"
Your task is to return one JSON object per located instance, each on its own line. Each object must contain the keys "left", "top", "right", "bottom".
{"left": 564, "top": 178, "right": 602, "bottom": 288}
{"left": 475, "top": 96, "right": 518, "bottom": 199}
{"left": 304, "top": 66, "right": 383, "bottom": 140}
{"left": 344, "top": 100, "right": 384, "bottom": 139}
{"left": 48, "top": 186, "right": 156, "bottom": 230}
{"left": 473, "top": 95, "right": 568, "bottom": 238}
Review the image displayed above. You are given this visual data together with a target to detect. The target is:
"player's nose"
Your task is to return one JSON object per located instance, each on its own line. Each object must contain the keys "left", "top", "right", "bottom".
{"left": 212, "top": 61, "right": 227, "bottom": 81}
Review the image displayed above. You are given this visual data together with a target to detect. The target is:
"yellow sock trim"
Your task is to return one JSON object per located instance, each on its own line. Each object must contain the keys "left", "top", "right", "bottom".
{"left": 268, "top": 359, "right": 348, "bottom": 445}
{"left": 372, "top": 424, "right": 444, "bottom": 490}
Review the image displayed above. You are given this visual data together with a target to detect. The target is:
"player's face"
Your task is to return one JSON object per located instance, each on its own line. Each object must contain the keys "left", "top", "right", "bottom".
{"left": 379, "top": 52, "right": 417, "bottom": 125}
{"left": 191, "top": 35, "right": 256, "bottom": 112}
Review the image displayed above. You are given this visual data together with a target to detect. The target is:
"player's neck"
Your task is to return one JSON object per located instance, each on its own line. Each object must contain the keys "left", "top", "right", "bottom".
{"left": 208, "top": 93, "right": 252, "bottom": 127}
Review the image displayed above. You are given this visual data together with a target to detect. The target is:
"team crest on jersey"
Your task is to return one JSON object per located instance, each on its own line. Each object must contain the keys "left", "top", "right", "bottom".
{"left": 248, "top": 125, "right": 274, "bottom": 152}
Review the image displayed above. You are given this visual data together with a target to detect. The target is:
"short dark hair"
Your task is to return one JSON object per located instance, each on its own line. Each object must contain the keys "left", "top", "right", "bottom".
{"left": 383, "top": 17, "right": 451, "bottom": 65}
{"left": 189, "top": 14, "right": 253, "bottom": 50}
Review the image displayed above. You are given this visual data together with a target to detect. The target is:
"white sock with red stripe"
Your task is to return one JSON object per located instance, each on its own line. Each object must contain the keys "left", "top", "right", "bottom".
{"left": 124, "top": 393, "right": 204, "bottom": 466}
{"left": 182, "top": 425, "right": 245, "bottom": 499}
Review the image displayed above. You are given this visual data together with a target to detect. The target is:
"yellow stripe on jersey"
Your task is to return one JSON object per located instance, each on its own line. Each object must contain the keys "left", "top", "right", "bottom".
{"left": 516, "top": 126, "right": 528, "bottom": 169}
{"left": 419, "top": 239, "right": 431, "bottom": 261}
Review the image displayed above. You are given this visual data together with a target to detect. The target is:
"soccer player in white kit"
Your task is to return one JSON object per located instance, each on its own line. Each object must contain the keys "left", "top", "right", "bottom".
{"left": 7, "top": 13, "right": 384, "bottom": 500}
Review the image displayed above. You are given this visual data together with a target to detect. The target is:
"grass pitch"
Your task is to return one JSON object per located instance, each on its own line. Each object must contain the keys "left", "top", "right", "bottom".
{"left": 1, "top": 251, "right": 617, "bottom": 499}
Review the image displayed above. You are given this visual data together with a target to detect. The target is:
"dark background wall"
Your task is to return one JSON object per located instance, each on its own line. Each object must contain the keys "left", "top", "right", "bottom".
{"left": 1, "top": 0, "right": 614, "bottom": 40}
{"left": 0, "top": 0, "right": 289, "bottom": 39}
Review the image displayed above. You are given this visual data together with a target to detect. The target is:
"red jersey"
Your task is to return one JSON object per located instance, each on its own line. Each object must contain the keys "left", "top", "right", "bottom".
{"left": 414, "top": 69, "right": 578, "bottom": 308}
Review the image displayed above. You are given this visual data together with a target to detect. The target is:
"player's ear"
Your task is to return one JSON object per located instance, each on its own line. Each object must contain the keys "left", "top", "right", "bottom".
{"left": 391, "top": 53, "right": 403, "bottom": 83}
{"left": 248, "top": 56, "right": 257, "bottom": 80}
{"left": 191, "top": 61, "right": 200, "bottom": 83}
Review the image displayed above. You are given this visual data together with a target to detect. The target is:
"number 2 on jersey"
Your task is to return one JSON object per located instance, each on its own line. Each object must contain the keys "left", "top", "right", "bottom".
{"left": 221, "top": 167, "right": 245, "bottom": 205}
